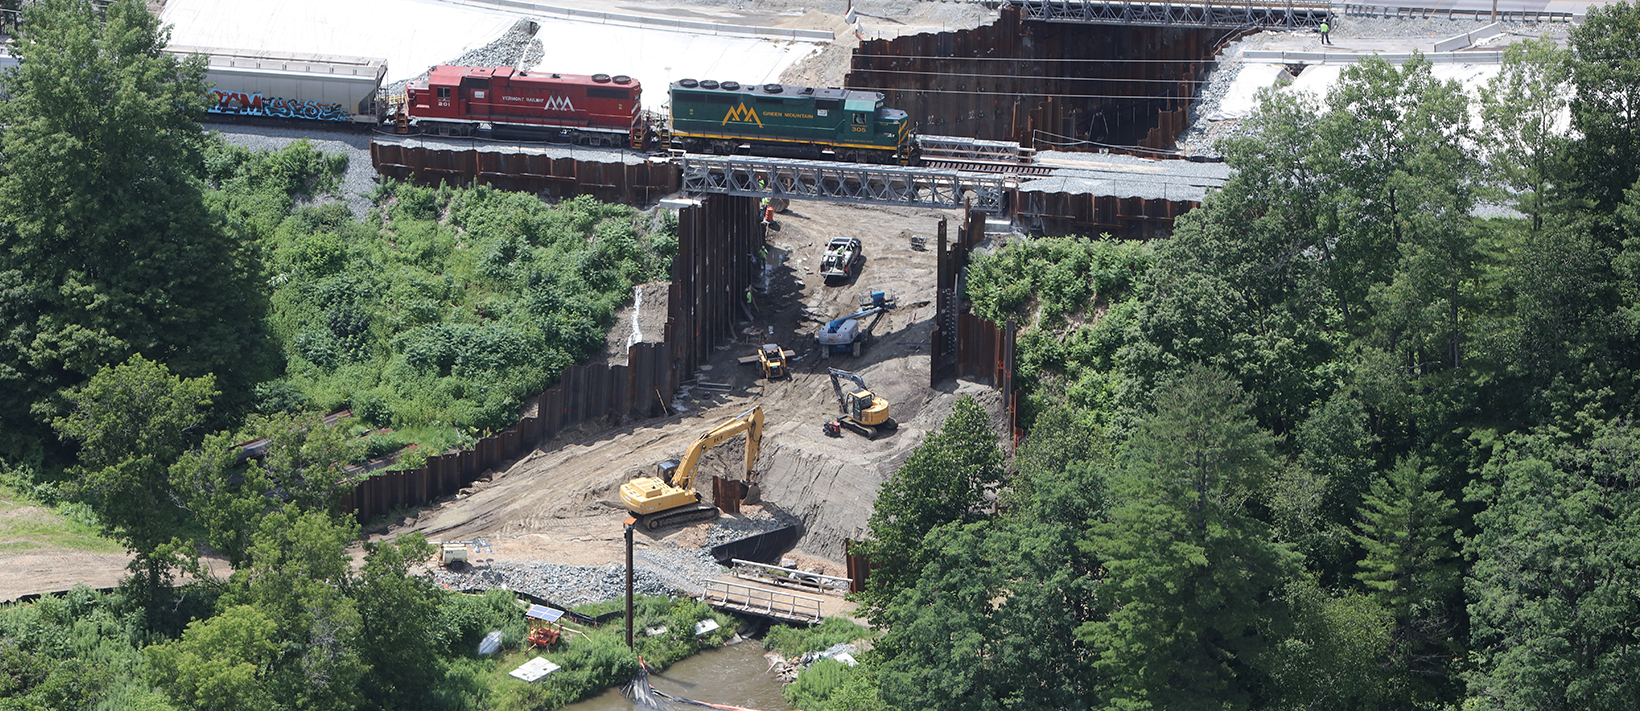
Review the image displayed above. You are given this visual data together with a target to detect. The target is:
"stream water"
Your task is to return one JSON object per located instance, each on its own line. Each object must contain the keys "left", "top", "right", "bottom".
{"left": 563, "top": 641, "right": 794, "bottom": 711}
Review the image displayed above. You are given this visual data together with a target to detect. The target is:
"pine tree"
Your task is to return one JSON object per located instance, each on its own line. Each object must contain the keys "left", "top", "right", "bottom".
{"left": 1352, "top": 457, "right": 1461, "bottom": 704}
{"left": 1080, "top": 366, "right": 1300, "bottom": 711}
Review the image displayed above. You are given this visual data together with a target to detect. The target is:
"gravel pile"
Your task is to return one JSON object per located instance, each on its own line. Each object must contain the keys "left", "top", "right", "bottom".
{"left": 383, "top": 19, "right": 545, "bottom": 97}
{"left": 428, "top": 512, "right": 801, "bottom": 607}
{"left": 433, "top": 546, "right": 726, "bottom": 606}
{"left": 207, "top": 123, "right": 377, "bottom": 218}
{"left": 434, "top": 561, "right": 690, "bottom": 605}
{"left": 1330, "top": 14, "right": 1573, "bottom": 41}
{"left": 1174, "top": 33, "right": 1261, "bottom": 157}
{"left": 705, "top": 511, "right": 796, "bottom": 549}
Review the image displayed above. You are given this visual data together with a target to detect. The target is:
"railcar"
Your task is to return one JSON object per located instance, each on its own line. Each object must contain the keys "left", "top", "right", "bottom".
{"left": 668, "top": 79, "right": 914, "bottom": 164}
{"left": 404, "top": 66, "right": 642, "bottom": 147}
{"left": 173, "top": 46, "right": 388, "bottom": 125}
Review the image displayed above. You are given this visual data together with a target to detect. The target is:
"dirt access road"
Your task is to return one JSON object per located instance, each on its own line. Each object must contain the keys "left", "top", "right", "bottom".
{"left": 387, "top": 201, "right": 1004, "bottom": 580}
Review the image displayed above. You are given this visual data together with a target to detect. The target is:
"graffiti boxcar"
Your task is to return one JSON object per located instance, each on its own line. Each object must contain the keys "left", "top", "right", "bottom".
{"left": 171, "top": 46, "right": 387, "bottom": 124}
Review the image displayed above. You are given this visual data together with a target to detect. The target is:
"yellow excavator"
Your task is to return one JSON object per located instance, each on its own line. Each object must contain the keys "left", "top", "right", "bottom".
{"left": 621, "top": 406, "right": 764, "bottom": 531}
{"left": 824, "top": 368, "right": 897, "bottom": 440}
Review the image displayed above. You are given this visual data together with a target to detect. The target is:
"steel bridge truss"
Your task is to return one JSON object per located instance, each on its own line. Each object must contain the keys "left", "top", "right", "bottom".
{"left": 1010, "top": 0, "right": 1331, "bottom": 28}
{"left": 917, "top": 134, "right": 1037, "bottom": 164}
{"left": 679, "top": 155, "right": 1010, "bottom": 213}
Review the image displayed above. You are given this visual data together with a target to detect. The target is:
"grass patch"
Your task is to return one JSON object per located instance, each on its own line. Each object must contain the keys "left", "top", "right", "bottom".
{"left": 474, "top": 595, "right": 738, "bottom": 711}
{"left": 763, "top": 616, "right": 875, "bottom": 657}
{"left": 0, "top": 486, "right": 122, "bottom": 555}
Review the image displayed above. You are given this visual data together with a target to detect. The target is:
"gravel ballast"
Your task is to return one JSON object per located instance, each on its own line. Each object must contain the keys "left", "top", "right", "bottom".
{"left": 208, "top": 122, "right": 377, "bottom": 218}
{"left": 431, "top": 512, "right": 797, "bottom": 607}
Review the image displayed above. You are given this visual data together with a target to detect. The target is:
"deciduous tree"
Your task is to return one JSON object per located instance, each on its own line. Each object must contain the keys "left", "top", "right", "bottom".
{"left": 52, "top": 355, "right": 215, "bottom": 595}
{"left": 0, "top": 0, "right": 270, "bottom": 468}
{"left": 855, "top": 396, "right": 1003, "bottom": 615}
{"left": 1465, "top": 423, "right": 1640, "bottom": 710}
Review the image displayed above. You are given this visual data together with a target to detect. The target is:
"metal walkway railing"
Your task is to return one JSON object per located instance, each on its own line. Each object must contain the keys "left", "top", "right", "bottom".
{"left": 1339, "top": 4, "right": 1575, "bottom": 22}
{"left": 701, "top": 579, "right": 823, "bottom": 624}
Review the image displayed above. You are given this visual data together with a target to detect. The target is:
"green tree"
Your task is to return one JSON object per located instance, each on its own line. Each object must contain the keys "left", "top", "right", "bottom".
{"left": 146, "top": 605, "right": 281, "bottom": 711}
{"left": 1272, "top": 390, "right": 1380, "bottom": 583}
{"left": 1567, "top": 2, "right": 1640, "bottom": 216}
{"left": 855, "top": 396, "right": 1003, "bottom": 614}
{"left": 52, "top": 355, "right": 216, "bottom": 595}
{"left": 0, "top": 0, "right": 270, "bottom": 466}
{"left": 1481, "top": 38, "right": 1573, "bottom": 232}
{"left": 1080, "top": 366, "right": 1300, "bottom": 711}
{"left": 1464, "top": 423, "right": 1640, "bottom": 710}
{"left": 1266, "top": 581, "right": 1394, "bottom": 711}
{"left": 169, "top": 413, "right": 365, "bottom": 568}
{"left": 865, "top": 405, "right": 1105, "bottom": 711}
{"left": 352, "top": 533, "right": 446, "bottom": 711}
{"left": 1353, "top": 458, "right": 1461, "bottom": 705}
{"left": 203, "top": 504, "right": 366, "bottom": 711}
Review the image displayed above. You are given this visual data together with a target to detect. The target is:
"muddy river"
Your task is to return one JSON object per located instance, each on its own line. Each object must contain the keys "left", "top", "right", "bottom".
{"left": 564, "top": 641, "right": 794, "bottom": 711}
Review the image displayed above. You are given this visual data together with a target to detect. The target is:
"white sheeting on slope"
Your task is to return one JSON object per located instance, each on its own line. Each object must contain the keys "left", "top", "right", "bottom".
{"left": 1208, "top": 63, "right": 1288, "bottom": 120}
{"left": 162, "top": 0, "right": 519, "bottom": 83}
{"left": 161, "top": 0, "right": 821, "bottom": 105}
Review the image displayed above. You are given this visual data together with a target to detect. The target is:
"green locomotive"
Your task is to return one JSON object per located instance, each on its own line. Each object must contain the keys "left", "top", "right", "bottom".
{"left": 668, "top": 79, "right": 914, "bottom": 164}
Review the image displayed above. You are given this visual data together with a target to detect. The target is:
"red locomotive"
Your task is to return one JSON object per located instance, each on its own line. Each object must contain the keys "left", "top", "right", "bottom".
{"left": 403, "top": 66, "right": 643, "bottom": 147}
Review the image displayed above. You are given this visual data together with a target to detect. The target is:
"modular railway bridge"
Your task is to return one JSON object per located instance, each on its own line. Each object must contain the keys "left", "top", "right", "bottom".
{"left": 678, "top": 154, "right": 1013, "bottom": 212}
{"left": 1006, "top": 0, "right": 1333, "bottom": 28}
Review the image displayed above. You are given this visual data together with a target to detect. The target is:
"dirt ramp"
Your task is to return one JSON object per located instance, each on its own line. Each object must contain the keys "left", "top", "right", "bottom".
{"left": 757, "top": 379, "right": 1002, "bottom": 560}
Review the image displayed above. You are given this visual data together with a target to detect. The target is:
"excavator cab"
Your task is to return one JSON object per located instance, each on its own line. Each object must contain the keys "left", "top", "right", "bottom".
{"left": 656, "top": 459, "right": 681, "bottom": 484}
{"left": 844, "top": 388, "right": 875, "bottom": 421}
{"left": 826, "top": 368, "right": 897, "bottom": 439}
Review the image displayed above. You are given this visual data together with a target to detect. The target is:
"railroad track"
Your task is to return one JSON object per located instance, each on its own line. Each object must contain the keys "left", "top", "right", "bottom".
{"left": 924, "top": 159, "right": 1055, "bottom": 177}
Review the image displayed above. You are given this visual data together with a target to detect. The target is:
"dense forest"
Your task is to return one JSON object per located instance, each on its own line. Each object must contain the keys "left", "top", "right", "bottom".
{"left": 0, "top": 2, "right": 702, "bottom": 710}
{"left": 782, "top": 5, "right": 1640, "bottom": 711}
{"left": 5, "top": 0, "right": 1640, "bottom": 709}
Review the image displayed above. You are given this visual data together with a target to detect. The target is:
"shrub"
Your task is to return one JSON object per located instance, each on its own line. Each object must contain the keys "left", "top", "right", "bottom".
{"left": 763, "top": 616, "right": 873, "bottom": 657}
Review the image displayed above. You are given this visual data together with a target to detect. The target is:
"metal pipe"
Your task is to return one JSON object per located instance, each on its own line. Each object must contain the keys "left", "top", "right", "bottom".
{"left": 625, "top": 523, "right": 634, "bottom": 648}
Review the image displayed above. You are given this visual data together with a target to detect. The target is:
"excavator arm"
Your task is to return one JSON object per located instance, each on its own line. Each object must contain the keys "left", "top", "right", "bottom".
{"left": 668, "top": 406, "right": 764, "bottom": 491}
{"left": 829, "top": 368, "right": 869, "bottom": 413}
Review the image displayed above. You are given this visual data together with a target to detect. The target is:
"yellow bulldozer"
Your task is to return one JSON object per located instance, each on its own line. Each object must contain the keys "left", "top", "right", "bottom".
{"left": 620, "top": 406, "right": 764, "bottom": 531}
{"left": 738, "top": 343, "right": 794, "bottom": 380}
{"left": 824, "top": 368, "right": 897, "bottom": 439}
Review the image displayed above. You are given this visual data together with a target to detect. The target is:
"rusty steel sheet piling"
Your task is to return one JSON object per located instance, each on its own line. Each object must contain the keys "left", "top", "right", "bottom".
{"left": 1014, "top": 190, "right": 1198, "bottom": 238}
{"left": 342, "top": 196, "right": 762, "bottom": 526}
{"left": 930, "top": 209, "right": 1020, "bottom": 443}
{"left": 845, "top": 4, "right": 1224, "bottom": 151}
{"left": 370, "top": 139, "right": 680, "bottom": 203}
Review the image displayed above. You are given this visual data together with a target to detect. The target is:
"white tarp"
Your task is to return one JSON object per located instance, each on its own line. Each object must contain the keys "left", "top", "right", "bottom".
{"left": 162, "top": 0, "right": 519, "bottom": 83}
{"left": 1208, "top": 63, "right": 1288, "bottom": 121}
{"left": 508, "top": 656, "right": 561, "bottom": 682}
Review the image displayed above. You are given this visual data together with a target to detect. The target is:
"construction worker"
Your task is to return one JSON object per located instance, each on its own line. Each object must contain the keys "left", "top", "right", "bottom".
{"left": 1319, "top": 21, "right": 1331, "bottom": 45}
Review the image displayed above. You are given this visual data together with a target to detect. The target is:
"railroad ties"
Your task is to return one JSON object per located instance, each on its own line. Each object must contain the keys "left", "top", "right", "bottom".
{"left": 678, "top": 154, "right": 1013, "bottom": 212}
{"left": 1011, "top": 0, "right": 1332, "bottom": 29}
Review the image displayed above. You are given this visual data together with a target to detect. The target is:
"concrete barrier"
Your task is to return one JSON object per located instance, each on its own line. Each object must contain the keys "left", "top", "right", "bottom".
{"left": 1434, "top": 21, "right": 1504, "bottom": 52}
{"left": 1243, "top": 49, "right": 1503, "bottom": 64}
